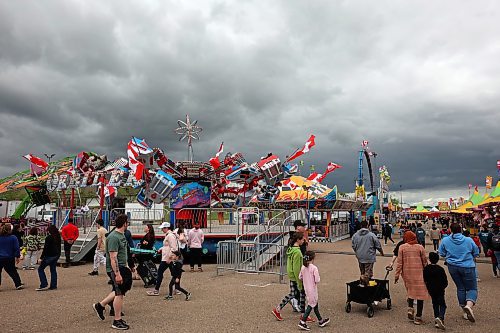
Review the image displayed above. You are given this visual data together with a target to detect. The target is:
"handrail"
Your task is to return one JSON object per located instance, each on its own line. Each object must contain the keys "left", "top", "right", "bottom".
{"left": 235, "top": 209, "right": 286, "bottom": 242}
{"left": 79, "top": 209, "right": 102, "bottom": 252}
{"left": 58, "top": 210, "right": 72, "bottom": 231}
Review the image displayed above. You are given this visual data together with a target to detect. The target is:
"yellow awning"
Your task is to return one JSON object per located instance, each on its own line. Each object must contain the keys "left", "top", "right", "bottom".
{"left": 451, "top": 201, "right": 473, "bottom": 214}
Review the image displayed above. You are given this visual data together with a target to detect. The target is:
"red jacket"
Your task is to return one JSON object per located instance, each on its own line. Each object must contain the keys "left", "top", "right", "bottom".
{"left": 61, "top": 223, "right": 79, "bottom": 242}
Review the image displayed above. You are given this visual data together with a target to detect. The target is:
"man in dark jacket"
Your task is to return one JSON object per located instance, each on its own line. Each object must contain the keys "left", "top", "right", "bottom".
{"left": 416, "top": 223, "right": 426, "bottom": 248}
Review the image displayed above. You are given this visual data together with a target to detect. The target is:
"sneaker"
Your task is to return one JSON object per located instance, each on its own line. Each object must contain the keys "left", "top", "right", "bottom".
{"left": 463, "top": 305, "right": 475, "bottom": 323}
{"left": 93, "top": 303, "right": 106, "bottom": 321}
{"left": 35, "top": 286, "right": 50, "bottom": 291}
{"left": 198, "top": 267, "right": 203, "bottom": 272}
{"left": 318, "top": 318, "right": 330, "bottom": 327}
{"left": 165, "top": 295, "right": 174, "bottom": 301}
{"left": 48, "top": 287, "right": 57, "bottom": 290}
{"left": 88, "top": 271, "right": 98, "bottom": 276}
{"left": 462, "top": 311, "right": 468, "bottom": 320}
{"left": 146, "top": 289, "right": 159, "bottom": 296}
{"left": 301, "top": 316, "right": 315, "bottom": 323}
{"left": 477, "top": 278, "right": 481, "bottom": 282}
{"left": 272, "top": 308, "right": 283, "bottom": 321}
{"left": 407, "top": 307, "right": 415, "bottom": 321}
{"left": 16, "top": 285, "right": 24, "bottom": 290}
{"left": 111, "top": 319, "right": 129, "bottom": 330}
{"left": 414, "top": 317, "right": 423, "bottom": 325}
{"left": 175, "top": 290, "right": 182, "bottom": 295}
{"left": 190, "top": 268, "right": 195, "bottom": 272}
{"left": 298, "top": 321, "right": 310, "bottom": 331}
{"left": 435, "top": 317, "right": 445, "bottom": 330}
{"left": 28, "top": 267, "right": 36, "bottom": 270}
{"left": 185, "top": 292, "right": 192, "bottom": 301}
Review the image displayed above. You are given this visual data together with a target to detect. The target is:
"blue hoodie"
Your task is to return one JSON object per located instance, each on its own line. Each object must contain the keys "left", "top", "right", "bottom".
{"left": 0, "top": 235, "right": 21, "bottom": 259}
{"left": 438, "top": 233, "right": 479, "bottom": 268}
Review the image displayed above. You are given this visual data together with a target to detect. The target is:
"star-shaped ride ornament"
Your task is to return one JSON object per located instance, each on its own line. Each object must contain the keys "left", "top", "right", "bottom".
{"left": 175, "top": 114, "right": 203, "bottom": 162}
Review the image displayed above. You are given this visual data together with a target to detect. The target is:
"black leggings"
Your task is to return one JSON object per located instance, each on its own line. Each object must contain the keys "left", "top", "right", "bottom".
{"left": 168, "top": 277, "right": 188, "bottom": 296}
{"left": 408, "top": 298, "right": 424, "bottom": 318}
{"left": 384, "top": 235, "right": 394, "bottom": 244}
{"left": 303, "top": 304, "right": 322, "bottom": 321}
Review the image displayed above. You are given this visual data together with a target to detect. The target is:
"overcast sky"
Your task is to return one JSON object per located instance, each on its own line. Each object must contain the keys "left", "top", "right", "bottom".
{"left": 1, "top": 1, "right": 499, "bottom": 205}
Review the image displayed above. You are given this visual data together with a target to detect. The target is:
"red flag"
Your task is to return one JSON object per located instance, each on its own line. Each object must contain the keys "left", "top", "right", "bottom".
{"left": 23, "top": 154, "right": 49, "bottom": 175}
{"left": 215, "top": 142, "right": 224, "bottom": 158}
{"left": 474, "top": 185, "right": 478, "bottom": 192}
{"left": 317, "top": 162, "right": 343, "bottom": 182}
{"left": 468, "top": 184, "right": 472, "bottom": 189}
{"left": 362, "top": 140, "right": 369, "bottom": 147}
{"left": 287, "top": 135, "right": 316, "bottom": 162}
{"left": 209, "top": 142, "right": 224, "bottom": 169}
{"left": 307, "top": 172, "right": 322, "bottom": 182}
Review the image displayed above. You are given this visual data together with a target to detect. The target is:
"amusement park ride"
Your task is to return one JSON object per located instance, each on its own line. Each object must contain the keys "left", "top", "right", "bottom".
{"left": 1, "top": 116, "right": 390, "bottom": 257}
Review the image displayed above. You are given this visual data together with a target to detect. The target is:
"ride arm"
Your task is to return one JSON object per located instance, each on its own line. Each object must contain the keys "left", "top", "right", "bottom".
{"left": 12, "top": 195, "right": 34, "bottom": 219}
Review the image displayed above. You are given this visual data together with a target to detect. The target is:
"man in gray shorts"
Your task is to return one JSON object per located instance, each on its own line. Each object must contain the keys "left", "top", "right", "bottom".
{"left": 93, "top": 215, "right": 132, "bottom": 330}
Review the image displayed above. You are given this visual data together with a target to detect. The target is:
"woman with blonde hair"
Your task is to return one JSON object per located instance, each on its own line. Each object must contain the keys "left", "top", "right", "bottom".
{"left": 395, "top": 231, "right": 429, "bottom": 325}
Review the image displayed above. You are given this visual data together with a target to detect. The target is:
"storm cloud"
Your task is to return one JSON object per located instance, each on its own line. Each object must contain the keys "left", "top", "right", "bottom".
{"left": 1, "top": 0, "right": 499, "bottom": 204}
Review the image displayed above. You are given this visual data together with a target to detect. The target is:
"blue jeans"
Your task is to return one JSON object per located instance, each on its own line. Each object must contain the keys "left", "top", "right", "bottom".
{"left": 38, "top": 256, "right": 59, "bottom": 289}
{"left": 447, "top": 264, "right": 477, "bottom": 306}
{"left": 495, "top": 251, "right": 500, "bottom": 271}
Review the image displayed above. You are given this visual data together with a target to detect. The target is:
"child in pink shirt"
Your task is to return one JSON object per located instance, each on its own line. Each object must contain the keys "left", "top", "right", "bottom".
{"left": 298, "top": 251, "right": 330, "bottom": 330}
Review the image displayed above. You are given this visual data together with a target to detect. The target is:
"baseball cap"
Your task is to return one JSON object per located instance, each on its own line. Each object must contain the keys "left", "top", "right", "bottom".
{"left": 158, "top": 222, "right": 171, "bottom": 229}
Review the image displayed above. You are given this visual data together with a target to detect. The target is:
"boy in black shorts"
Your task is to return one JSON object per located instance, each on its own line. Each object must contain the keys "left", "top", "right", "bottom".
{"left": 93, "top": 215, "right": 133, "bottom": 330}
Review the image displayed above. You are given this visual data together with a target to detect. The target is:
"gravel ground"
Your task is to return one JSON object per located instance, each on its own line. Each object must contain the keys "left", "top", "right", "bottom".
{"left": 1, "top": 239, "right": 499, "bottom": 332}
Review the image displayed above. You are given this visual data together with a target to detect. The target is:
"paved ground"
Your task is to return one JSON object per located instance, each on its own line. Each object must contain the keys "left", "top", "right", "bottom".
{"left": 1, "top": 238, "right": 499, "bottom": 332}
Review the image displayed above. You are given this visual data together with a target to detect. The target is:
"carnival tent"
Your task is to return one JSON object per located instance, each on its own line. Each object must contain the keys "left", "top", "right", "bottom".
{"left": 451, "top": 190, "right": 484, "bottom": 213}
{"left": 409, "top": 203, "right": 429, "bottom": 214}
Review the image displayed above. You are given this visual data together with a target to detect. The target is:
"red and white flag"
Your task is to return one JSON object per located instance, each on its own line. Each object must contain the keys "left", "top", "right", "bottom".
{"left": 23, "top": 154, "right": 49, "bottom": 175}
{"left": 362, "top": 140, "right": 369, "bottom": 147}
{"left": 317, "top": 162, "right": 343, "bottom": 182}
{"left": 282, "top": 179, "right": 298, "bottom": 190}
{"left": 209, "top": 142, "right": 224, "bottom": 169}
{"left": 307, "top": 172, "right": 322, "bottom": 182}
{"left": 287, "top": 135, "right": 316, "bottom": 162}
{"left": 127, "top": 137, "right": 153, "bottom": 181}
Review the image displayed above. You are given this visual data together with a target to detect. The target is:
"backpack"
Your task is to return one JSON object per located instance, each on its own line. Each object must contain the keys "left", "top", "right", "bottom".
{"left": 492, "top": 234, "right": 500, "bottom": 251}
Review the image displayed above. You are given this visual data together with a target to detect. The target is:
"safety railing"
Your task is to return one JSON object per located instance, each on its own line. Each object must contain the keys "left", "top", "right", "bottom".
{"left": 216, "top": 240, "right": 287, "bottom": 283}
{"left": 79, "top": 209, "right": 103, "bottom": 253}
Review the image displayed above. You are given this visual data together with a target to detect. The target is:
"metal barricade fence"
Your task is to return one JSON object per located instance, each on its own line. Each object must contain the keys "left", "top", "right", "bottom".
{"left": 216, "top": 240, "right": 287, "bottom": 283}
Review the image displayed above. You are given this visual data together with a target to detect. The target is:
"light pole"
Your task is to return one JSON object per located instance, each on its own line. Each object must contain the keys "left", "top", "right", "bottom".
{"left": 302, "top": 184, "right": 311, "bottom": 228}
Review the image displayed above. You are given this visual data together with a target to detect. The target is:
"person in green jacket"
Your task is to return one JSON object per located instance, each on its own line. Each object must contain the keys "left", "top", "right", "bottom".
{"left": 272, "top": 231, "right": 313, "bottom": 322}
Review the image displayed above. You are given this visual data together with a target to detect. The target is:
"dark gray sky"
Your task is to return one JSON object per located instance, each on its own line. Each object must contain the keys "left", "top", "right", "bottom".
{"left": 1, "top": 1, "right": 499, "bottom": 204}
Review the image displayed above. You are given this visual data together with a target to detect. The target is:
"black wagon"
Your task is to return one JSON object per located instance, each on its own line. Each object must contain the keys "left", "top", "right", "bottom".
{"left": 345, "top": 267, "right": 392, "bottom": 318}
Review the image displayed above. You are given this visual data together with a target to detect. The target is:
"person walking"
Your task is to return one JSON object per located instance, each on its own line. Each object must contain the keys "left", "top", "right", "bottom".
{"left": 61, "top": 218, "right": 79, "bottom": 266}
{"left": 297, "top": 251, "right": 330, "bottom": 331}
{"left": 415, "top": 223, "right": 426, "bottom": 248}
{"left": 487, "top": 225, "right": 500, "bottom": 275}
{"left": 36, "top": 225, "right": 61, "bottom": 291}
{"left": 187, "top": 223, "right": 204, "bottom": 272}
{"left": 423, "top": 252, "right": 448, "bottom": 330}
{"left": 165, "top": 250, "right": 191, "bottom": 301}
{"left": 438, "top": 223, "right": 479, "bottom": 323}
{"left": 272, "top": 232, "right": 310, "bottom": 322}
{"left": 23, "top": 227, "right": 42, "bottom": 270}
{"left": 478, "top": 224, "right": 491, "bottom": 256}
{"left": 93, "top": 214, "right": 133, "bottom": 330}
{"left": 147, "top": 222, "right": 177, "bottom": 296}
{"left": 383, "top": 223, "right": 395, "bottom": 245}
{"left": 0, "top": 223, "right": 23, "bottom": 290}
{"left": 430, "top": 224, "right": 441, "bottom": 251}
{"left": 394, "top": 231, "right": 429, "bottom": 325}
{"left": 89, "top": 219, "right": 107, "bottom": 276}
{"left": 352, "top": 220, "right": 384, "bottom": 285}
{"left": 174, "top": 223, "right": 188, "bottom": 260}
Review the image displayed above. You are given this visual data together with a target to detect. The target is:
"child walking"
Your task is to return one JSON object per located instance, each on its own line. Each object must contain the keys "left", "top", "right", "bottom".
{"left": 423, "top": 252, "right": 448, "bottom": 330}
{"left": 272, "top": 231, "right": 308, "bottom": 321}
{"left": 23, "top": 227, "right": 42, "bottom": 270}
{"left": 165, "top": 251, "right": 191, "bottom": 301}
{"left": 298, "top": 251, "right": 330, "bottom": 331}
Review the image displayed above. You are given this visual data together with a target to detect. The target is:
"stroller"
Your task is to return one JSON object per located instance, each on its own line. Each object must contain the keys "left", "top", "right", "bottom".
{"left": 130, "top": 247, "right": 159, "bottom": 288}
{"left": 345, "top": 267, "right": 392, "bottom": 318}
